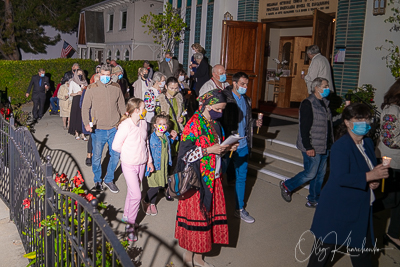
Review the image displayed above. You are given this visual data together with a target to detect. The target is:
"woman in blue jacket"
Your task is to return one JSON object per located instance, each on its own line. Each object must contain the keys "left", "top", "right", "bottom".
{"left": 308, "top": 103, "right": 389, "bottom": 267}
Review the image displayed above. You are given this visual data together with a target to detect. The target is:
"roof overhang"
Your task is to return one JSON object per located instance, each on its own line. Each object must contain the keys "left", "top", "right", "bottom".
{"left": 83, "top": 0, "right": 163, "bottom": 12}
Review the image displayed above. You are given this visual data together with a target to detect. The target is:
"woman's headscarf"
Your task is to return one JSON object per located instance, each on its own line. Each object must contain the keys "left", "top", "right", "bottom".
{"left": 198, "top": 89, "right": 227, "bottom": 111}
{"left": 71, "top": 69, "right": 88, "bottom": 87}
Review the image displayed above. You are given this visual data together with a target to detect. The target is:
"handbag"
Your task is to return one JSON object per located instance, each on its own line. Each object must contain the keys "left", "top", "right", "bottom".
{"left": 166, "top": 160, "right": 201, "bottom": 200}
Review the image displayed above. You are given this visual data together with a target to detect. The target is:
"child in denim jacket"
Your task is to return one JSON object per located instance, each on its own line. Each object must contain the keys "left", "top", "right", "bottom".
{"left": 142, "top": 113, "right": 178, "bottom": 215}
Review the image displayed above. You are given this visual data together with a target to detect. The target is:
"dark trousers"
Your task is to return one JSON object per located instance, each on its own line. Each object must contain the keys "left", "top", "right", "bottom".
{"left": 307, "top": 226, "right": 373, "bottom": 267}
{"left": 32, "top": 93, "right": 46, "bottom": 120}
{"left": 87, "top": 134, "right": 93, "bottom": 154}
{"left": 145, "top": 187, "right": 161, "bottom": 204}
{"left": 374, "top": 168, "right": 400, "bottom": 238}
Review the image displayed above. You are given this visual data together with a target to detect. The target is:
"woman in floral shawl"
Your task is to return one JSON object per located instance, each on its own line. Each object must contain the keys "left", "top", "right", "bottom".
{"left": 175, "top": 89, "right": 238, "bottom": 267}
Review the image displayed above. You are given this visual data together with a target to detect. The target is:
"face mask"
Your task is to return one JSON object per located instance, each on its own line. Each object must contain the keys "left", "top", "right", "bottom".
{"left": 143, "top": 74, "right": 148, "bottom": 79}
{"left": 179, "top": 75, "right": 185, "bottom": 82}
{"left": 118, "top": 74, "right": 123, "bottom": 80}
{"left": 159, "top": 81, "right": 165, "bottom": 88}
{"left": 351, "top": 121, "right": 371, "bottom": 136}
{"left": 192, "top": 49, "right": 196, "bottom": 54}
{"left": 100, "top": 75, "right": 110, "bottom": 84}
{"left": 111, "top": 75, "right": 118, "bottom": 83}
{"left": 219, "top": 74, "right": 227, "bottom": 83}
{"left": 167, "top": 89, "right": 178, "bottom": 97}
{"left": 237, "top": 86, "right": 247, "bottom": 95}
{"left": 78, "top": 74, "right": 83, "bottom": 81}
{"left": 40, "top": 73, "right": 45, "bottom": 77}
{"left": 72, "top": 69, "right": 77, "bottom": 73}
{"left": 139, "top": 109, "right": 147, "bottom": 120}
{"left": 209, "top": 109, "right": 223, "bottom": 120}
{"left": 157, "top": 125, "right": 167, "bottom": 133}
{"left": 165, "top": 58, "right": 171, "bottom": 63}
{"left": 319, "top": 88, "right": 330, "bottom": 98}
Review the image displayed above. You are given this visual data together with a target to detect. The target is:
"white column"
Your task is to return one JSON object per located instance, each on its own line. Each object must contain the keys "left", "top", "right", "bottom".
{"left": 178, "top": 1, "right": 187, "bottom": 64}
{"left": 200, "top": 1, "right": 208, "bottom": 48}
{"left": 188, "top": 3, "right": 197, "bottom": 73}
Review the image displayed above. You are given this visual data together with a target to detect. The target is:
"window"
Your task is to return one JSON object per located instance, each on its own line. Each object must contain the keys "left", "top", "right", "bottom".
{"left": 121, "top": 11, "right": 127, "bottom": 30}
{"left": 178, "top": 0, "right": 182, "bottom": 8}
{"left": 108, "top": 14, "right": 114, "bottom": 31}
{"left": 187, "top": 0, "right": 192, "bottom": 7}
{"left": 107, "top": 50, "right": 111, "bottom": 60}
{"left": 124, "top": 50, "right": 129, "bottom": 61}
{"left": 115, "top": 50, "right": 120, "bottom": 60}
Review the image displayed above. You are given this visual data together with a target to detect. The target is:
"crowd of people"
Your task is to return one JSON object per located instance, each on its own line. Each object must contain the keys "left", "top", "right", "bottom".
{"left": 24, "top": 43, "right": 400, "bottom": 267}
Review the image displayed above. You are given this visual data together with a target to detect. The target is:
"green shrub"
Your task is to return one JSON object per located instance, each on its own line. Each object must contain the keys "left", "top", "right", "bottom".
{"left": 0, "top": 59, "right": 158, "bottom": 105}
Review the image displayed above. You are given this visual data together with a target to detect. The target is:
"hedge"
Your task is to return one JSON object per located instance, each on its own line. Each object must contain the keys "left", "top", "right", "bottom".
{"left": 0, "top": 59, "right": 159, "bottom": 105}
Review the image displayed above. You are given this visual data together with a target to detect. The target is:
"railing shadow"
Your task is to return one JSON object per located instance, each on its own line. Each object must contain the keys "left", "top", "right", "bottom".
{"left": 31, "top": 134, "right": 83, "bottom": 184}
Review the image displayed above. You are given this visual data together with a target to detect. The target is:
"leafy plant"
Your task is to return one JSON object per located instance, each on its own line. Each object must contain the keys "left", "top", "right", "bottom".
{"left": 0, "top": 59, "right": 158, "bottom": 105}
{"left": 375, "top": 0, "right": 400, "bottom": 78}
{"left": 22, "top": 171, "right": 128, "bottom": 267}
{"left": 140, "top": 3, "right": 187, "bottom": 58}
{"left": 336, "top": 84, "right": 377, "bottom": 114}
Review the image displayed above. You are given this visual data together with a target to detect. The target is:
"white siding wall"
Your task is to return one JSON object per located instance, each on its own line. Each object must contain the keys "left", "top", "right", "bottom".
{"left": 358, "top": 0, "right": 398, "bottom": 110}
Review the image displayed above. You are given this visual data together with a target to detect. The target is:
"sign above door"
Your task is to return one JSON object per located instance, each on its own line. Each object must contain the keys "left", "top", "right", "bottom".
{"left": 259, "top": 0, "right": 338, "bottom": 20}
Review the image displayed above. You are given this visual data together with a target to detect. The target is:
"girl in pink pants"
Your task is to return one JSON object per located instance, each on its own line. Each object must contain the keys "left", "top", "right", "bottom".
{"left": 112, "top": 98, "right": 154, "bottom": 242}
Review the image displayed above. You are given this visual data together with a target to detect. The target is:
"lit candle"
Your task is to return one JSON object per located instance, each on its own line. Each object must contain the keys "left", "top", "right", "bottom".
{"left": 257, "top": 113, "right": 263, "bottom": 134}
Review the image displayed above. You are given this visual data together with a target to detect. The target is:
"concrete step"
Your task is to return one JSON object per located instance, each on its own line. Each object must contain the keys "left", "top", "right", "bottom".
{"left": 250, "top": 147, "right": 304, "bottom": 174}
{"left": 247, "top": 159, "right": 309, "bottom": 197}
{"left": 253, "top": 135, "right": 302, "bottom": 160}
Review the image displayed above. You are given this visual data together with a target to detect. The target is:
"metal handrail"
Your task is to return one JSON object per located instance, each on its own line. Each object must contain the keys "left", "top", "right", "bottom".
{"left": 0, "top": 114, "right": 134, "bottom": 266}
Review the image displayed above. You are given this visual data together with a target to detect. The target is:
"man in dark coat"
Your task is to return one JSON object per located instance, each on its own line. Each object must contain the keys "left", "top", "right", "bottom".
{"left": 159, "top": 52, "right": 179, "bottom": 79}
{"left": 192, "top": 53, "right": 210, "bottom": 96}
{"left": 61, "top": 63, "right": 80, "bottom": 84}
{"left": 26, "top": 68, "right": 50, "bottom": 121}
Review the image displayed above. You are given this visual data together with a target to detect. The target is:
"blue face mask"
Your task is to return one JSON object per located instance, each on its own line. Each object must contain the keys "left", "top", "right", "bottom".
{"left": 40, "top": 73, "right": 45, "bottom": 77}
{"left": 100, "top": 75, "right": 111, "bottom": 84}
{"left": 118, "top": 74, "right": 123, "bottom": 80}
{"left": 319, "top": 88, "right": 330, "bottom": 98}
{"left": 165, "top": 57, "right": 171, "bottom": 62}
{"left": 219, "top": 74, "right": 227, "bottom": 83}
{"left": 237, "top": 86, "right": 247, "bottom": 95}
{"left": 351, "top": 121, "right": 371, "bottom": 136}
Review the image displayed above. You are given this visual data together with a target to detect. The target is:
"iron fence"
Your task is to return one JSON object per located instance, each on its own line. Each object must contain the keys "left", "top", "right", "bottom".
{"left": 0, "top": 114, "right": 134, "bottom": 266}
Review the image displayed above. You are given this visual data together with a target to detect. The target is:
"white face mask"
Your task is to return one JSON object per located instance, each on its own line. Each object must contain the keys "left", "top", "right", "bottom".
{"left": 192, "top": 49, "right": 196, "bottom": 54}
{"left": 159, "top": 81, "right": 165, "bottom": 88}
{"left": 179, "top": 75, "right": 185, "bottom": 82}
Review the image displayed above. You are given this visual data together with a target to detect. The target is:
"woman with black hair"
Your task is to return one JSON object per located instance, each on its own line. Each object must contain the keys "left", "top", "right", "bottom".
{"left": 307, "top": 103, "right": 389, "bottom": 267}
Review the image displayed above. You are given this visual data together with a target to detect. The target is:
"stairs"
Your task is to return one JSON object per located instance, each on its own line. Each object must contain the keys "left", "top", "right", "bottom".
{"left": 247, "top": 115, "right": 310, "bottom": 196}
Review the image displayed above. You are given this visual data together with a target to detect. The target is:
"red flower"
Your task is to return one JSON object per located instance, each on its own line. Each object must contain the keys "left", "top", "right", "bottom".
{"left": 55, "top": 173, "right": 68, "bottom": 184}
{"left": 85, "top": 193, "right": 96, "bottom": 202}
{"left": 54, "top": 173, "right": 61, "bottom": 183}
{"left": 72, "top": 171, "right": 84, "bottom": 187}
{"left": 22, "top": 198, "right": 31, "bottom": 209}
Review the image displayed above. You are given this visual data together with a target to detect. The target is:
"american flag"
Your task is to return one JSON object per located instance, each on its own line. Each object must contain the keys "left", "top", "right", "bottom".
{"left": 61, "top": 41, "right": 74, "bottom": 58}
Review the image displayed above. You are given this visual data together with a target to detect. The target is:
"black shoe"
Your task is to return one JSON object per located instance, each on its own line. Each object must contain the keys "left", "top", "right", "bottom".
{"left": 85, "top": 157, "right": 92, "bottom": 167}
{"left": 280, "top": 180, "right": 292, "bottom": 202}
{"left": 93, "top": 182, "right": 103, "bottom": 192}
{"left": 103, "top": 182, "right": 119, "bottom": 193}
{"left": 305, "top": 201, "right": 318, "bottom": 208}
{"left": 164, "top": 190, "right": 174, "bottom": 201}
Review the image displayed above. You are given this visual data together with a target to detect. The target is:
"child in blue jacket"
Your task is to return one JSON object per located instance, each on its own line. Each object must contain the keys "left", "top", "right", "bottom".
{"left": 142, "top": 113, "right": 177, "bottom": 215}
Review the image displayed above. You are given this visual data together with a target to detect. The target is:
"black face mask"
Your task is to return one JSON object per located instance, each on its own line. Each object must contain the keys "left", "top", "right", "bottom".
{"left": 78, "top": 75, "right": 83, "bottom": 81}
{"left": 143, "top": 74, "right": 148, "bottom": 79}
{"left": 72, "top": 69, "right": 77, "bottom": 73}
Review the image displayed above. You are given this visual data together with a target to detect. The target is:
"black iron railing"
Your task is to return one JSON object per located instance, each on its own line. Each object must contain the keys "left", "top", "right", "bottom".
{"left": 0, "top": 114, "right": 134, "bottom": 266}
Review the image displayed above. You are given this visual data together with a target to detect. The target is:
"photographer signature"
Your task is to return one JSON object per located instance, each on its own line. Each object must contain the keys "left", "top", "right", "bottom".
{"left": 295, "top": 230, "right": 393, "bottom": 263}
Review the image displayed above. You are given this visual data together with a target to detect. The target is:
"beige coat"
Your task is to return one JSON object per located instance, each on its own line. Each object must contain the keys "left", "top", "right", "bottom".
{"left": 57, "top": 84, "right": 71, "bottom": 118}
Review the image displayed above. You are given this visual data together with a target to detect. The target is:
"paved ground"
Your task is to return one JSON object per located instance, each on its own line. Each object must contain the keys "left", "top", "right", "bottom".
{"left": 0, "top": 103, "right": 399, "bottom": 266}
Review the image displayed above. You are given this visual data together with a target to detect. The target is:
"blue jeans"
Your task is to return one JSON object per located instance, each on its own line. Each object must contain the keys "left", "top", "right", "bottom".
{"left": 91, "top": 128, "right": 120, "bottom": 183}
{"left": 50, "top": 97, "right": 59, "bottom": 111}
{"left": 224, "top": 146, "right": 249, "bottom": 210}
{"left": 284, "top": 151, "right": 329, "bottom": 203}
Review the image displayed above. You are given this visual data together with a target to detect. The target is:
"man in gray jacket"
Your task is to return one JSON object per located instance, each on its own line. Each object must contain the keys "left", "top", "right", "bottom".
{"left": 82, "top": 64, "right": 126, "bottom": 193}
{"left": 302, "top": 45, "right": 334, "bottom": 94}
{"left": 280, "top": 77, "right": 334, "bottom": 208}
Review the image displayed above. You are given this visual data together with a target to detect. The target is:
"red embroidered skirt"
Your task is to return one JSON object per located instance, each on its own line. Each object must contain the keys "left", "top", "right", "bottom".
{"left": 175, "top": 178, "right": 229, "bottom": 253}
